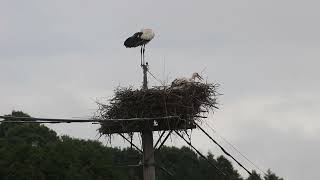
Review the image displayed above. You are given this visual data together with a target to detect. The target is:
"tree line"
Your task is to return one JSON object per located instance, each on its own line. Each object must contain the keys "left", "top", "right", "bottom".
{"left": 0, "top": 111, "right": 283, "bottom": 180}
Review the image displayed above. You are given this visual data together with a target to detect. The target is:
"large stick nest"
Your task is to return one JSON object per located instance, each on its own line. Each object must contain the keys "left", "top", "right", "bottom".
{"left": 97, "top": 82, "right": 219, "bottom": 134}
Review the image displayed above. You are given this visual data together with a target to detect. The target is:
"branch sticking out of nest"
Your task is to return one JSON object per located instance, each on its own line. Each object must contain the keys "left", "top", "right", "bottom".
{"left": 96, "top": 82, "right": 219, "bottom": 135}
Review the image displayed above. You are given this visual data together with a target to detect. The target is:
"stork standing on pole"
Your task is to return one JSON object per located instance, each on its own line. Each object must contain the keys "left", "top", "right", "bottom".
{"left": 124, "top": 28, "right": 155, "bottom": 65}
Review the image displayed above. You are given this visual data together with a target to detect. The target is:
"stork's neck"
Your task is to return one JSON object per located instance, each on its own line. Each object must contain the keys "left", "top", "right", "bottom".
{"left": 189, "top": 74, "right": 196, "bottom": 81}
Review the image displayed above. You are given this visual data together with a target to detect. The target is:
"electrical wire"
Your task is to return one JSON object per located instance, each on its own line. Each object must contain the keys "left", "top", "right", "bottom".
{"left": 147, "top": 69, "right": 165, "bottom": 86}
{"left": 194, "top": 122, "right": 252, "bottom": 175}
{"left": 204, "top": 121, "right": 268, "bottom": 176}
{"left": 174, "top": 130, "right": 227, "bottom": 177}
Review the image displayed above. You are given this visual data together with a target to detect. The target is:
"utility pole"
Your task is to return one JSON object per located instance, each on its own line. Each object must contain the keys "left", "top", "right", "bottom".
{"left": 141, "top": 62, "right": 155, "bottom": 180}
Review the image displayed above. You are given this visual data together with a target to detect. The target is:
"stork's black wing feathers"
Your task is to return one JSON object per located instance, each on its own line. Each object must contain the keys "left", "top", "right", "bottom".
{"left": 124, "top": 37, "right": 140, "bottom": 48}
{"left": 124, "top": 32, "right": 149, "bottom": 48}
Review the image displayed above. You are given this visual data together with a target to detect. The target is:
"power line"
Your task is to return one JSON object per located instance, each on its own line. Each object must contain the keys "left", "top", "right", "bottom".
{"left": 0, "top": 115, "right": 179, "bottom": 123}
{"left": 193, "top": 122, "right": 252, "bottom": 176}
{"left": 147, "top": 69, "right": 165, "bottom": 86}
{"left": 174, "top": 130, "right": 227, "bottom": 177}
{"left": 204, "top": 121, "right": 267, "bottom": 176}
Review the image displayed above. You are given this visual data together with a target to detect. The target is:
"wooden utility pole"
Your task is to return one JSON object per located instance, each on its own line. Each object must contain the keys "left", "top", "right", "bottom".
{"left": 141, "top": 63, "right": 156, "bottom": 180}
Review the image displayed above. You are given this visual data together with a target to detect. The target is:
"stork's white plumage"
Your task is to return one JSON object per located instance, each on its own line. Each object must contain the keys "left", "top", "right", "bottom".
{"left": 140, "top": 28, "right": 155, "bottom": 42}
{"left": 171, "top": 72, "right": 203, "bottom": 87}
{"left": 124, "top": 28, "right": 155, "bottom": 65}
{"left": 189, "top": 73, "right": 203, "bottom": 82}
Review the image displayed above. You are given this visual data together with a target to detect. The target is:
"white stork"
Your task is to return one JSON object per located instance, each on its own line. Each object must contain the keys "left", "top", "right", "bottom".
{"left": 171, "top": 72, "right": 203, "bottom": 87}
{"left": 124, "top": 28, "right": 155, "bottom": 65}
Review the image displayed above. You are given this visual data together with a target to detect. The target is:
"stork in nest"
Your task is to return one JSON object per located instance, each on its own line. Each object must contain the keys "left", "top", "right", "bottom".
{"left": 171, "top": 72, "right": 203, "bottom": 87}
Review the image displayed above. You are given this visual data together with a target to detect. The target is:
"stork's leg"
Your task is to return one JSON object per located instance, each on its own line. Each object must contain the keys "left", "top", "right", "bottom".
{"left": 140, "top": 46, "right": 143, "bottom": 66}
{"left": 142, "top": 44, "right": 146, "bottom": 65}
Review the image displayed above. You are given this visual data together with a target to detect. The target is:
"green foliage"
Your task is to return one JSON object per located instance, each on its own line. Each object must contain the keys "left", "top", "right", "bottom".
{"left": 246, "top": 169, "right": 283, "bottom": 180}
{"left": 0, "top": 110, "right": 31, "bottom": 137}
{"left": 154, "top": 146, "right": 245, "bottom": 180}
{"left": 264, "top": 170, "right": 283, "bottom": 180}
{"left": 246, "top": 170, "right": 263, "bottom": 180}
{"left": 0, "top": 111, "right": 283, "bottom": 180}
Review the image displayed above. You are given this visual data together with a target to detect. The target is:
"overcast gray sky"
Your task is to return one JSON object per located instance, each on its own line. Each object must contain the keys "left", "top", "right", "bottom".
{"left": 1, "top": 0, "right": 320, "bottom": 179}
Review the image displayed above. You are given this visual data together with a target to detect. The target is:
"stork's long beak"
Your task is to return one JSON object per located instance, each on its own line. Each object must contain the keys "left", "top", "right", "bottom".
{"left": 197, "top": 74, "right": 203, "bottom": 81}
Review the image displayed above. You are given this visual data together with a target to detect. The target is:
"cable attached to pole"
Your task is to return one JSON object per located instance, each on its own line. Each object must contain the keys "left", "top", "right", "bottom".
{"left": 174, "top": 130, "right": 227, "bottom": 177}
{"left": 204, "top": 121, "right": 267, "bottom": 176}
{"left": 118, "top": 133, "right": 173, "bottom": 177}
{"left": 193, "top": 122, "right": 252, "bottom": 176}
